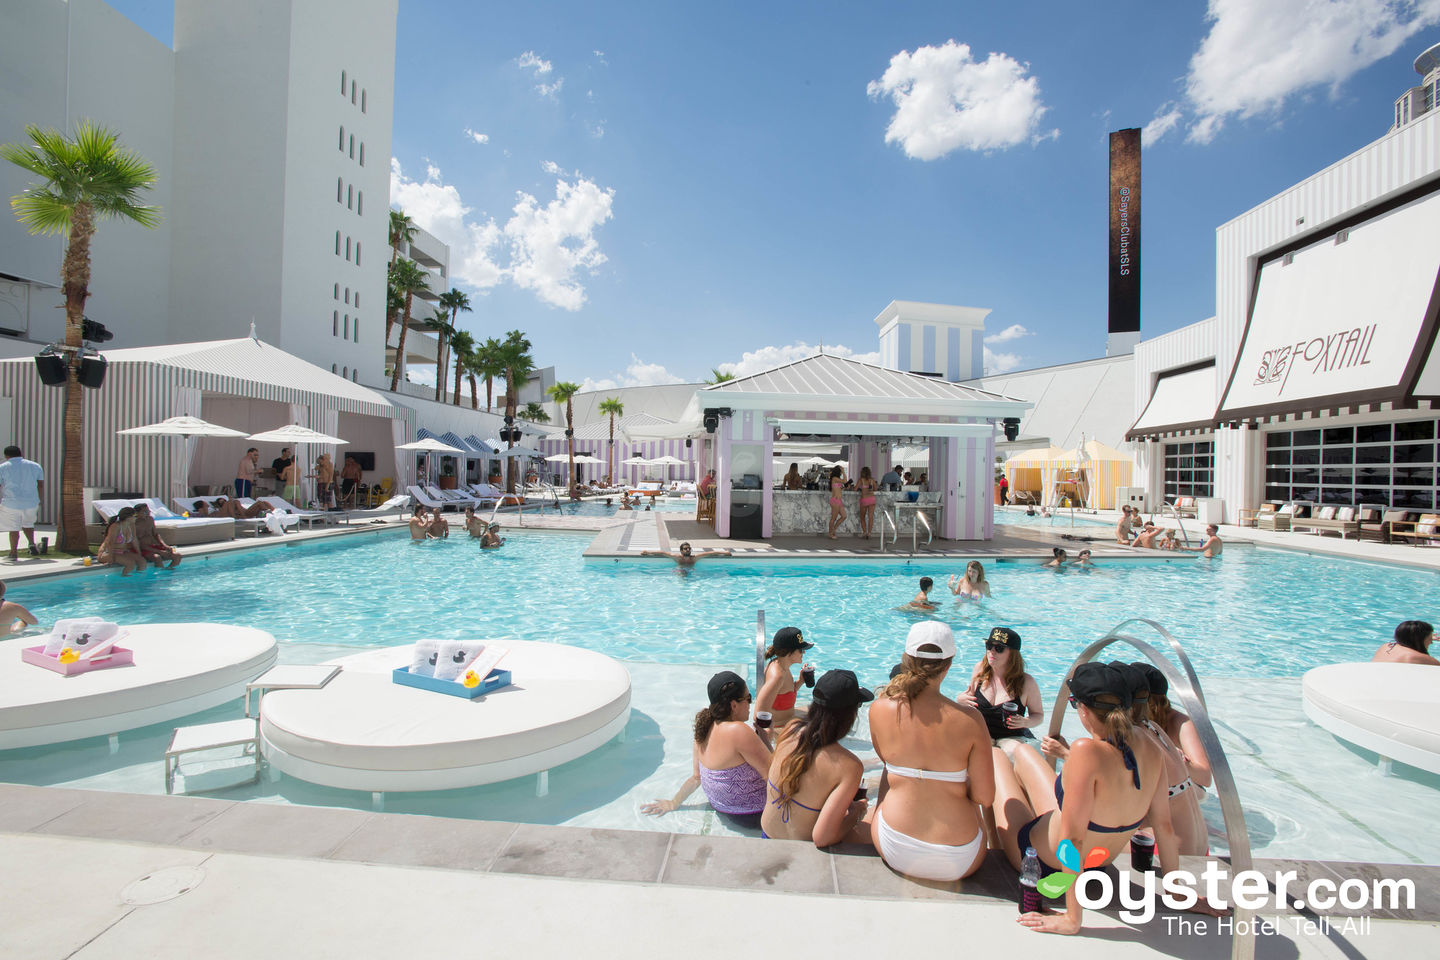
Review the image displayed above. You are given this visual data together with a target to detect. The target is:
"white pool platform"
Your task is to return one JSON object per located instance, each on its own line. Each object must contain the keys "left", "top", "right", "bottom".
{"left": 1303, "top": 661, "right": 1440, "bottom": 775}
{"left": 259, "top": 642, "right": 632, "bottom": 799}
{"left": 0, "top": 623, "right": 278, "bottom": 750}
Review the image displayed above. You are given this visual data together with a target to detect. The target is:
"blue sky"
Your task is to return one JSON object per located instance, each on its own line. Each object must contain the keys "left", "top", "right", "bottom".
{"left": 112, "top": 1, "right": 1440, "bottom": 389}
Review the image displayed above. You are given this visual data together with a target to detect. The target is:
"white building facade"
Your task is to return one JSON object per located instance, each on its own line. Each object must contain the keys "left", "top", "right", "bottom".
{"left": 0, "top": 0, "right": 398, "bottom": 385}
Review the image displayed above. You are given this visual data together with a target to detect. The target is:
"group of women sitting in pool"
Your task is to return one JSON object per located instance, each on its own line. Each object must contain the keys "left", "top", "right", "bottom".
{"left": 644, "top": 620, "right": 1220, "bottom": 935}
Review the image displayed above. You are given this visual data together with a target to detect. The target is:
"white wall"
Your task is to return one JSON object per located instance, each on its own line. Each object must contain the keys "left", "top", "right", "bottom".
{"left": 970, "top": 354, "right": 1135, "bottom": 451}
{"left": 0, "top": 0, "right": 175, "bottom": 348}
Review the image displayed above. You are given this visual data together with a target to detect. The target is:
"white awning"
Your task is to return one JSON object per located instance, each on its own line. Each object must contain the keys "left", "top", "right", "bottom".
{"left": 768, "top": 418, "right": 996, "bottom": 439}
{"left": 1217, "top": 188, "right": 1440, "bottom": 421}
{"left": 1127, "top": 364, "right": 1216, "bottom": 439}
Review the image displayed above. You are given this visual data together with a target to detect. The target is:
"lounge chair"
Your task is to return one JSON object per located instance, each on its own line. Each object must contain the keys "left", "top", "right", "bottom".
{"left": 91, "top": 498, "right": 235, "bottom": 545}
{"left": 173, "top": 497, "right": 268, "bottom": 537}
{"left": 1389, "top": 513, "right": 1440, "bottom": 546}
{"left": 1359, "top": 508, "right": 1414, "bottom": 544}
{"left": 425, "top": 484, "right": 480, "bottom": 508}
{"left": 466, "top": 483, "right": 522, "bottom": 507}
{"left": 255, "top": 495, "right": 335, "bottom": 528}
{"left": 1254, "top": 502, "right": 1293, "bottom": 532}
{"left": 1291, "top": 505, "right": 1362, "bottom": 539}
{"left": 1173, "top": 496, "right": 1198, "bottom": 518}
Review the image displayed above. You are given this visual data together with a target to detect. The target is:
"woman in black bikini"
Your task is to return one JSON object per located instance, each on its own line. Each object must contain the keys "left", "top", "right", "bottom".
{"left": 994, "top": 662, "right": 1220, "bottom": 934}
{"left": 760, "top": 670, "right": 872, "bottom": 846}
{"left": 957, "top": 627, "right": 1044, "bottom": 763}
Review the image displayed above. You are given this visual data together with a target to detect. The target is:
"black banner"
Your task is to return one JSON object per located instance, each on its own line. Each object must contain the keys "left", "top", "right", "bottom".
{"left": 1108, "top": 128, "right": 1141, "bottom": 334}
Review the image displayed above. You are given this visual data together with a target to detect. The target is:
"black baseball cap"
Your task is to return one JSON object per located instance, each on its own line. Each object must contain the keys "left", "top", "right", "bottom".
{"left": 1133, "top": 662, "right": 1168, "bottom": 698}
{"left": 888, "top": 662, "right": 905, "bottom": 680}
{"left": 812, "top": 670, "right": 874, "bottom": 710}
{"left": 1067, "top": 662, "right": 1131, "bottom": 708}
{"left": 772, "top": 626, "right": 813, "bottom": 653}
{"left": 1108, "top": 661, "right": 1150, "bottom": 704}
{"left": 707, "top": 670, "right": 748, "bottom": 705}
{"left": 986, "top": 626, "right": 1022, "bottom": 651}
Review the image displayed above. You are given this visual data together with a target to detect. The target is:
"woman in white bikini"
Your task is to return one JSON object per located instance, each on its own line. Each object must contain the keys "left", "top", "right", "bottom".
{"left": 862, "top": 621, "right": 994, "bottom": 881}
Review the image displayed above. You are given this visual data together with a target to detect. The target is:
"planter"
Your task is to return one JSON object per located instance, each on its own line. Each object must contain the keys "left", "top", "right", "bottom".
{"left": 438, "top": 477, "right": 458, "bottom": 490}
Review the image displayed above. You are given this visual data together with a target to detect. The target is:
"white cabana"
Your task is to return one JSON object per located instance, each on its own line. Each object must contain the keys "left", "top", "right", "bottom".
{"left": 0, "top": 338, "right": 414, "bottom": 522}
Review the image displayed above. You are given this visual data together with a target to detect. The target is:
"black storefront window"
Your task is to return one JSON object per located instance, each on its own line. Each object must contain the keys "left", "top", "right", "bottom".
{"left": 1162, "top": 440, "right": 1214, "bottom": 501}
{"left": 1261, "top": 419, "right": 1440, "bottom": 508}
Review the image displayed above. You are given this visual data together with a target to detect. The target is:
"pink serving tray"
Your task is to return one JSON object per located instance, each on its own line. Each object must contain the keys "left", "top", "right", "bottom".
{"left": 22, "top": 645, "right": 135, "bottom": 676}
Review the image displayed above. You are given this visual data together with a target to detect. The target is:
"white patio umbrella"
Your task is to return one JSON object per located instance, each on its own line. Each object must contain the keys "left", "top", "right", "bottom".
{"left": 621, "top": 455, "right": 652, "bottom": 465}
{"left": 249, "top": 424, "right": 348, "bottom": 507}
{"left": 118, "top": 415, "right": 249, "bottom": 501}
{"left": 648, "top": 453, "right": 686, "bottom": 482}
{"left": 396, "top": 437, "right": 466, "bottom": 488}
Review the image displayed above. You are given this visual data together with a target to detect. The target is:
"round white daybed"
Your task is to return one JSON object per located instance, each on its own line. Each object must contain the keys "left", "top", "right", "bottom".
{"left": 1302, "top": 662, "right": 1440, "bottom": 775}
{"left": 0, "top": 623, "right": 278, "bottom": 750}
{"left": 258, "top": 641, "right": 632, "bottom": 793}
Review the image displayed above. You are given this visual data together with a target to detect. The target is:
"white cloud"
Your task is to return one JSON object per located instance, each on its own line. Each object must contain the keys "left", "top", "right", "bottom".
{"left": 1141, "top": 105, "right": 1183, "bottom": 147}
{"left": 504, "top": 176, "right": 616, "bottom": 311}
{"left": 1180, "top": 0, "right": 1440, "bottom": 144}
{"left": 518, "top": 51, "right": 552, "bottom": 75}
{"left": 463, "top": 128, "right": 489, "bottom": 145}
{"left": 867, "top": 39, "right": 1057, "bottom": 160}
{"left": 983, "top": 347, "right": 1025, "bottom": 374}
{"left": 389, "top": 158, "right": 505, "bottom": 292}
{"left": 984, "top": 323, "right": 1030, "bottom": 344}
{"left": 580, "top": 355, "right": 684, "bottom": 392}
{"left": 714, "top": 343, "right": 882, "bottom": 381}
{"left": 518, "top": 50, "right": 564, "bottom": 99}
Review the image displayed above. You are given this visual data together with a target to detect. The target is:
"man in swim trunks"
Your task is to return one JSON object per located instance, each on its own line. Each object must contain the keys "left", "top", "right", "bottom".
{"left": 641, "top": 541, "right": 732, "bottom": 565}
{"left": 1131, "top": 522, "right": 1162, "bottom": 548}
{"left": 409, "top": 504, "right": 431, "bottom": 540}
{"left": 900, "top": 576, "right": 936, "bottom": 611}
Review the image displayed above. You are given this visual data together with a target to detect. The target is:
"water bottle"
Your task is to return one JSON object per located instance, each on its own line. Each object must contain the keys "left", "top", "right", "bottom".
{"left": 1019, "top": 846, "right": 1042, "bottom": 914}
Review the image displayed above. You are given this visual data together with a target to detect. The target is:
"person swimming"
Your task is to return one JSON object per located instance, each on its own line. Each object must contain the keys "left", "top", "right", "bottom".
{"left": 900, "top": 576, "right": 936, "bottom": 612}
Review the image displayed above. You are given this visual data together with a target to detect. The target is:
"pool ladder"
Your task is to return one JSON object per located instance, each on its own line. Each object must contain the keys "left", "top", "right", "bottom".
{"left": 1049, "top": 619, "right": 1255, "bottom": 960}
{"left": 1155, "top": 501, "right": 1194, "bottom": 547}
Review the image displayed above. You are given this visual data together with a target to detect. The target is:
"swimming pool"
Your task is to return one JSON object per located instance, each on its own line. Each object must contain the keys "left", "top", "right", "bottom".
{"left": 10, "top": 530, "right": 1432, "bottom": 690}
{"left": 6, "top": 528, "right": 1439, "bottom": 863}
{"left": 546, "top": 498, "right": 696, "bottom": 518}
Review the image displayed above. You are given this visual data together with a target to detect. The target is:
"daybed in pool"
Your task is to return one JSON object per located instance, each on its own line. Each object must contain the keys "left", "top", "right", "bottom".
{"left": 259, "top": 641, "right": 631, "bottom": 794}
{"left": 1302, "top": 662, "right": 1440, "bottom": 775}
{"left": 0, "top": 623, "right": 278, "bottom": 749}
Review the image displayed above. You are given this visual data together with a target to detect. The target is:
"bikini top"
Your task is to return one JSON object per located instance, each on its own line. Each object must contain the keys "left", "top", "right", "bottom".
{"left": 883, "top": 761, "right": 968, "bottom": 783}
{"left": 1053, "top": 738, "right": 1145, "bottom": 834}
{"left": 973, "top": 685, "right": 1026, "bottom": 740}
{"left": 771, "top": 689, "right": 797, "bottom": 712}
{"left": 767, "top": 779, "right": 822, "bottom": 822}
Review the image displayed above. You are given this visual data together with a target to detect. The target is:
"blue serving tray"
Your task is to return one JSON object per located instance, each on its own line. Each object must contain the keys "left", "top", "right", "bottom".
{"left": 391, "top": 666, "right": 512, "bottom": 699}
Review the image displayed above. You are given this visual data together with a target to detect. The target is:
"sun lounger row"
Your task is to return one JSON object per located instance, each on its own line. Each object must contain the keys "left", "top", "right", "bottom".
{"left": 1252, "top": 501, "right": 1430, "bottom": 543}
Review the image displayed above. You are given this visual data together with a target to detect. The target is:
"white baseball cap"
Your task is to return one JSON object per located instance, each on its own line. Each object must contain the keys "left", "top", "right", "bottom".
{"left": 905, "top": 621, "right": 955, "bottom": 659}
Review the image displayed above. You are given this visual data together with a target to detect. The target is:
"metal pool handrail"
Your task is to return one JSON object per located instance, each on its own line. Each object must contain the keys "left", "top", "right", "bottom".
{"left": 754, "top": 609, "right": 767, "bottom": 686}
{"left": 878, "top": 510, "right": 898, "bottom": 552}
{"left": 911, "top": 509, "right": 933, "bottom": 553}
{"left": 1047, "top": 618, "right": 1247, "bottom": 960}
{"left": 1157, "top": 501, "right": 1194, "bottom": 548}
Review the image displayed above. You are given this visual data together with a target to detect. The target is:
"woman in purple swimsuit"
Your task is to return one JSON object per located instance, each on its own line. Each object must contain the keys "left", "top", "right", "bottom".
{"left": 642, "top": 670, "right": 772, "bottom": 819}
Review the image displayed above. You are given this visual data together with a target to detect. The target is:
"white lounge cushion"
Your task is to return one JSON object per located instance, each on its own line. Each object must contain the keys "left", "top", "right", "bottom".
{"left": 1317, "top": 506, "right": 1337, "bottom": 520}
{"left": 261, "top": 642, "right": 630, "bottom": 774}
{"left": 1303, "top": 662, "right": 1440, "bottom": 774}
{"left": 1336, "top": 507, "right": 1357, "bottom": 521}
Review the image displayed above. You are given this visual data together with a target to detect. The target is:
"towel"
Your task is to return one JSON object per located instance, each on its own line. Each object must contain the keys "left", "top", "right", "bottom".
{"left": 44, "top": 618, "right": 103, "bottom": 656}
{"left": 411, "top": 639, "right": 442, "bottom": 677}
{"left": 67, "top": 621, "right": 119, "bottom": 656}
{"left": 434, "top": 639, "right": 485, "bottom": 681}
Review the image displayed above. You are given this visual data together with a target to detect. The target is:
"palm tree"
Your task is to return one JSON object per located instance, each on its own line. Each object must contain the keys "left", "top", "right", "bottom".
{"left": 423, "top": 309, "right": 455, "bottom": 401}
{"left": 388, "top": 208, "right": 416, "bottom": 268}
{"left": 461, "top": 337, "right": 483, "bottom": 410}
{"left": 522, "top": 402, "right": 550, "bottom": 423}
{"left": 705, "top": 368, "right": 736, "bottom": 384}
{"left": 599, "top": 396, "right": 625, "bottom": 485}
{"left": 384, "top": 275, "right": 404, "bottom": 347}
{"left": 548, "top": 380, "right": 581, "bottom": 495}
{"left": 437, "top": 288, "right": 471, "bottom": 403}
{"left": 475, "top": 337, "right": 506, "bottom": 411}
{"left": 449, "top": 329, "right": 476, "bottom": 409}
{"left": 497, "top": 331, "right": 535, "bottom": 493}
{"left": 2, "top": 121, "right": 159, "bottom": 552}
{"left": 387, "top": 258, "right": 429, "bottom": 391}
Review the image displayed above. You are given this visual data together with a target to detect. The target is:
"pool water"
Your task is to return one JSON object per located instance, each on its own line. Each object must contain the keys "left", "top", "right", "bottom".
{"left": 546, "top": 498, "right": 695, "bottom": 518}
{"left": 7, "top": 528, "right": 1440, "bottom": 863}
{"left": 11, "top": 530, "right": 1433, "bottom": 694}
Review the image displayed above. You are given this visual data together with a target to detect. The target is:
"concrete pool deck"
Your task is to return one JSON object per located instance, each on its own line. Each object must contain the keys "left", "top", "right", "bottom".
{"left": 1, "top": 782, "right": 1436, "bottom": 960}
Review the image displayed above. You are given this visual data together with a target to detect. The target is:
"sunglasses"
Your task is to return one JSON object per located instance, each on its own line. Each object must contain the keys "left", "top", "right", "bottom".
{"left": 985, "top": 641, "right": 1011, "bottom": 653}
{"left": 737, "top": 694, "right": 753, "bottom": 703}
{"left": 1067, "top": 695, "right": 1079, "bottom": 707}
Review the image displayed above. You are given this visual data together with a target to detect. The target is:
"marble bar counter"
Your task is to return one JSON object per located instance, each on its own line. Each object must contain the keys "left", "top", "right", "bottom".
{"left": 770, "top": 490, "right": 932, "bottom": 537}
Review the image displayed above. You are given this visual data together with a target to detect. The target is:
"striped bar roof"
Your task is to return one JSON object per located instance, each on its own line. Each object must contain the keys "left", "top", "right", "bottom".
{"left": 704, "top": 353, "right": 1019, "bottom": 402}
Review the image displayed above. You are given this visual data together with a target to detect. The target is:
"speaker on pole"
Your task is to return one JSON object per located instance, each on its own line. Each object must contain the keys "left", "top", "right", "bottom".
{"left": 78, "top": 356, "right": 108, "bottom": 389}
{"left": 34, "top": 353, "right": 68, "bottom": 386}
